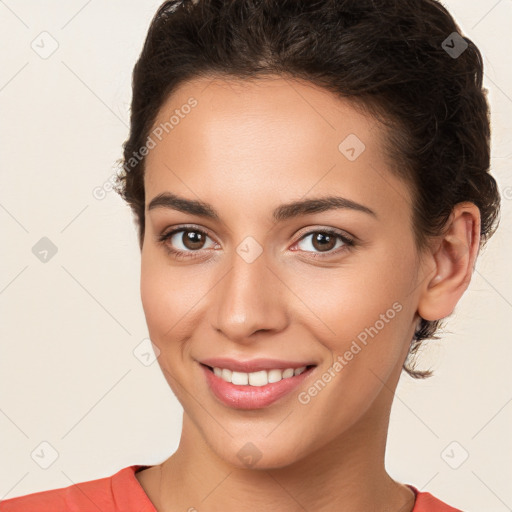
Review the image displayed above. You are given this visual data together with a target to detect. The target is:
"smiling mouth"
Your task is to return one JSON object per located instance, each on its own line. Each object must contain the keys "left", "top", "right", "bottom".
{"left": 201, "top": 363, "right": 317, "bottom": 387}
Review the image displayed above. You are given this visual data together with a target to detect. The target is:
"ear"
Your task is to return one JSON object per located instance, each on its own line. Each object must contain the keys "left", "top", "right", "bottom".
{"left": 417, "top": 202, "right": 481, "bottom": 322}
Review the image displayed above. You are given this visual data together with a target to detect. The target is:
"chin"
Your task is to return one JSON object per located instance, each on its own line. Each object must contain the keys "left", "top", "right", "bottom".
{"left": 206, "top": 432, "right": 310, "bottom": 470}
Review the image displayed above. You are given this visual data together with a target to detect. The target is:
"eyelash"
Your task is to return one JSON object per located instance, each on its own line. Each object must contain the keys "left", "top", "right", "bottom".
{"left": 157, "top": 224, "right": 355, "bottom": 261}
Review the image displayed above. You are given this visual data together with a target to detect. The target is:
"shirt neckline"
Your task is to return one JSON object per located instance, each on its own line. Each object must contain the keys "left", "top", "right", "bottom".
{"left": 126, "top": 465, "right": 420, "bottom": 511}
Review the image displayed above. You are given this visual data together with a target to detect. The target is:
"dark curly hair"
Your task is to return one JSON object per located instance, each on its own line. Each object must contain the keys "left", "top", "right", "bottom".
{"left": 114, "top": 0, "right": 501, "bottom": 379}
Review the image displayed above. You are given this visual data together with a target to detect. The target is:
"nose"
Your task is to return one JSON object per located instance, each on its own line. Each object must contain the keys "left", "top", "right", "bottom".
{"left": 210, "top": 247, "right": 289, "bottom": 344}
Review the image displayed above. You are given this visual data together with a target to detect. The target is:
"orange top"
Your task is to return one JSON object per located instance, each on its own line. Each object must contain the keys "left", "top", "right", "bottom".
{"left": 0, "top": 465, "right": 463, "bottom": 511}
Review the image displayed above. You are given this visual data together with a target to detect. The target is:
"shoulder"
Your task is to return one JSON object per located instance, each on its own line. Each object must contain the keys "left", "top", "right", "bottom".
{"left": 0, "top": 465, "right": 156, "bottom": 512}
{"left": 409, "top": 485, "right": 464, "bottom": 512}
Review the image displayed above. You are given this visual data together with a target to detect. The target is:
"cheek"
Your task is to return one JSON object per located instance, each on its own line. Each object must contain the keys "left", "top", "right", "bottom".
{"left": 140, "top": 253, "right": 164, "bottom": 331}
{"left": 140, "top": 250, "right": 181, "bottom": 343}
{"left": 140, "top": 251, "right": 210, "bottom": 345}
{"left": 139, "top": 255, "right": 197, "bottom": 394}
{"left": 290, "top": 261, "right": 409, "bottom": 337}
{"left": 288, "top": 250, "right": 415, "bottom": 373}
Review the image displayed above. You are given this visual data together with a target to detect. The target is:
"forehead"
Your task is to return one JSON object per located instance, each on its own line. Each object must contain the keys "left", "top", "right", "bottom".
{"left": 144, "top": 76, "right": 412, "bottom": 222}
{"left": 149, "top": 75, "right": 379, "bottom": 157}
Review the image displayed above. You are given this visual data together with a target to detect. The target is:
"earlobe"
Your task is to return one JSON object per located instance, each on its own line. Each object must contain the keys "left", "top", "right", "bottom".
{"left": 417, "top": 202, "right": 481, "bottom": 322}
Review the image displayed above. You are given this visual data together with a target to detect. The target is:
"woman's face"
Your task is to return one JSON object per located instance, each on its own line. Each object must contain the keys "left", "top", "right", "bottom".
{"left": 140, "top": 76, "right": 431, "bottom": 468}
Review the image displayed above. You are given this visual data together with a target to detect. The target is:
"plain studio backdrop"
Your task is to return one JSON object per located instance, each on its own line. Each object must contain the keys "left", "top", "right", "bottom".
{"left": 0, "top": 1, "right": 511, "bottom": 510}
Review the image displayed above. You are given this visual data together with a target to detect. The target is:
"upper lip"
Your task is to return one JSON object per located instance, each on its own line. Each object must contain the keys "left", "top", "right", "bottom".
{"left": 199, "top": 357, "right": 316, "bottom": 373}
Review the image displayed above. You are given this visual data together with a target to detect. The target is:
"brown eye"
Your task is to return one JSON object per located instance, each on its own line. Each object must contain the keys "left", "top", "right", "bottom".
{"left": 294, "top": 229, "right": 354, "bottom": 257}
{"left": 180, "top": 229, "right": 207, "bottom": 250}
{"left": 310, "top": 232, "right": 337, "bottom": 252}
{"left": 158, "top": 226, "right": 217, "bottom": 259}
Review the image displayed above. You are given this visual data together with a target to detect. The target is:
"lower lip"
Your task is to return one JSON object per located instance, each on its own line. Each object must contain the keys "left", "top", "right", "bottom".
{"left": 201, "top": 363, "right": 315, "bottom": 410}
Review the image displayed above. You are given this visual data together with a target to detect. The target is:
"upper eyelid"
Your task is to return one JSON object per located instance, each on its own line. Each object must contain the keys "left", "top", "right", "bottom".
{"left": 161, "top": 225, "right": 353, "bottom": 248}
{"left": 161, "top": 225, "right": 216, "bottom": 242}
{"left": 294, "top": 225, "right": 353, "bottom": 241}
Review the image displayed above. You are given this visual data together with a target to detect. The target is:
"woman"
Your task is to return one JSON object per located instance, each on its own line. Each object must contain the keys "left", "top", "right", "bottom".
{"left": 1, "top": 0, "right": 500, "bottom": 510}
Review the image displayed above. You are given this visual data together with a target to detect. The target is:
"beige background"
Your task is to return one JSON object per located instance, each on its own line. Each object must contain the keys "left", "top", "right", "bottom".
{"left": 1, "top": 1, "right": 511, "bottom": 510}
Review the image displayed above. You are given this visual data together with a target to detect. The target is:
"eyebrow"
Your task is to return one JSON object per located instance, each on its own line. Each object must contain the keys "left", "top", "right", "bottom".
{"left": 147, "top": 192, "right": 377, "bottom": 221}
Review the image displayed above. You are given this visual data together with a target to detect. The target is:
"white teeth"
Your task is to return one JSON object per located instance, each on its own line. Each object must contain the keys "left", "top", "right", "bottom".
{"left": 282, "top": 368, "right": 295, "bottom": 379}
{"left": 212, "top": 366, "right": 309, "bottom": 386}
{"left": 231, "top": 371, "right": 249, "bottom": 385}
{"left": 248, "top": 370, "right": 268, "bottom": 387}
{"left": 268, "top": 369, "right": 283, "bottom": 383}
{"left": 221, "top": 368, "right": 232, "bottom": 382}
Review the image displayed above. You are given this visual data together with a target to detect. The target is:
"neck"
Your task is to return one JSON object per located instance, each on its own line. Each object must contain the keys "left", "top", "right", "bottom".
{"left": 156, "top": 379, "right": 415, "bottom": 512}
